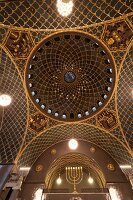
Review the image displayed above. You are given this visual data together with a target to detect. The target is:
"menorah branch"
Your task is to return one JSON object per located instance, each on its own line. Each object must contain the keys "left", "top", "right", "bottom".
{"left": 66, "top": 166, "right": 83, "bottom": 193}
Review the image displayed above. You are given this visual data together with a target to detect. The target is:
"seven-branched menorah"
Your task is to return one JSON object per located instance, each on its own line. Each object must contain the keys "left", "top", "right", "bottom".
{"left": 66, "top": 166, "right": 83, "bottom": 193}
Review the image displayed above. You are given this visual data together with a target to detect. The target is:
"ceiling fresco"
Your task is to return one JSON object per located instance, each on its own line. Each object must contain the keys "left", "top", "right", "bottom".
{"left": 0, "top": 0, "right": 132, "bottom": 176}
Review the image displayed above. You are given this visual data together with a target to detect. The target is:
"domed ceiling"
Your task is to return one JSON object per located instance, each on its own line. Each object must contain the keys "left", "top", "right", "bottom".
{"left": 0, "top": 0, "right": 132, "bottom": 175}
{"left": 25, "top": 31, "right": 115, "bottom": 121}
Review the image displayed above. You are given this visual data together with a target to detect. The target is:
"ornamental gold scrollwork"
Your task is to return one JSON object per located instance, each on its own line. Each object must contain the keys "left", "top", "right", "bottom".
{"left": 29, "top": 113, "right": 49, "bottom": 133}
{"left": 51, "top": 149, "right": 57, "bottom": 155}
{"left": 96, "top": 109, "right": 118, "bottom": 131}
{"left": 35, "top": 164, "right": 43, "bottom": 172}
{"left": 103, "top": 21, "right": 132, "bottom": 50}
{"left": 107, "top": 163, "right": 115, "bottom": 171}
{"left": 90, "top": 147, "right": 96, "bottom": 153}
{"left": 5, "top": 30, "right": 33, "bottom": 58}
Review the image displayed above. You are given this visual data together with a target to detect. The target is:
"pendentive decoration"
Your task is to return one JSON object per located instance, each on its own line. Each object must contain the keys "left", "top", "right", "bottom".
{"left": 5, "top": 30, "right": 33, "bottom": 58}
{"left": 103, "top": 20, "right": 132, "bottom": 50}
{"left": 96, "top": 109, "right": 118, "bottom": 130}
{"left": 29, "top": 113, "right": 48, "bottom": 132}
{"left": 25, "top": 31, "right": 116, "bottom": 122}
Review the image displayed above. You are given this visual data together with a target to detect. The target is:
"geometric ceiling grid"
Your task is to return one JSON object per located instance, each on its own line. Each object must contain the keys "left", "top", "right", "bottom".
{"left": 24, "top": 114, "right": 62, "bottom": 146}
{"left": 0, "top": 47, "right": 28, "bottom": 163}
{"left": 22, "top": 86, "right": 129, "bottom": 151}
{"left": 127, "top": 15, "right": 133, "bottom": 27}
{"left": 21, "top": 36, "right": 128, "bottom": 146}
{"left": 0, "top": 0, "right": 133, "bottom": 175}
{"left": 111, "top": 51, "right": 126, "bottom": 71}
{"left": 117, "top": 45, "right": 133, "bottom": 149}
{"left": 24, "top": 104, "right": 127, "bottom": 149}
{"left": 0, "top": 16, "right": 130, "bottom": 159}
{"left": 31, "top": 31, "right": 53, "bottom": 44}
{"left": 15, "top": 59, "right": 27, "bottom": 78}
{"left": 0, "top": 0, "right": 132, "bottom": 29}
{"left": 110, "top": 127, "right": 128, "bottom": 145}
{"left": 30, "top": 24, "right": 105, "bottom": 45}
{"left": 17, "top": 124, "right": 133, "bottom": 167}
{"left": 0, "top": 27, "right": 8, "bottom": 44}
{"left": 23, "top": 99, "right": 61, "bottom": 146}
{"left": 25, "top": 31, "right": 116, "bottom": 122}
{"left": 0, "top": 17, "right": 132, "bottom": 164}
{"left": 20, "top": 83, "right": 126, "bottom": 149}
{"left": 81, "top": 25, "right": 104, "bottom": 39}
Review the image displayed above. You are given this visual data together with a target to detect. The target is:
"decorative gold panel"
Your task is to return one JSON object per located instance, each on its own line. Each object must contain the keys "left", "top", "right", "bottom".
{"left": 103, "top": 20, "right": 132, "bottom": 50}
{"left": 29, "top": 112, "right": 49, "bottom": 133}
{"left": 107, "top": 163, "right": 115, "bottom": 171}
{"left": 35, "top": 164, "right": 43, "bottom": 172}
{"left": 5, "top": 30, "right": 33, "bottom": 58}
{"left": 96, "top": 109, "right": 118, "bottom": 131}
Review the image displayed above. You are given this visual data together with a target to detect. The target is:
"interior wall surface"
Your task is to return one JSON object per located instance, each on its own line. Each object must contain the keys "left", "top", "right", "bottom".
{"left": 20, "top": 141, "right": 133, "bottom": 200}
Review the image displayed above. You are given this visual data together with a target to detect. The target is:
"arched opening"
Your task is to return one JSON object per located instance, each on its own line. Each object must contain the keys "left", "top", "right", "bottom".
{"left": 45, "top": 153, "right": 106, "bottom": 193}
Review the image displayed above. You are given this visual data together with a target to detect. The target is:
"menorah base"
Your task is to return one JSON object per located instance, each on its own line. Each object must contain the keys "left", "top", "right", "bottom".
{"left": 72, "top": 190, "right": 78, "bottom": 194}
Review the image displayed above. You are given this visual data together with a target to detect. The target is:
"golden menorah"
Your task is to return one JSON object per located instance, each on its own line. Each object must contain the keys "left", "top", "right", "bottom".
{"left": 66, "top": 166, "right": 83, "bottom": 193}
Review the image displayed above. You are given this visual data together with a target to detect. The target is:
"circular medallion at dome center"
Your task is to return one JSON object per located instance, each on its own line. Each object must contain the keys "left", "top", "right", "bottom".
{"left": 64, "top": 71, "right": 76, "bottom": 83}
{"left": 25, "top": 31, "right": 116, "bottom": 122}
